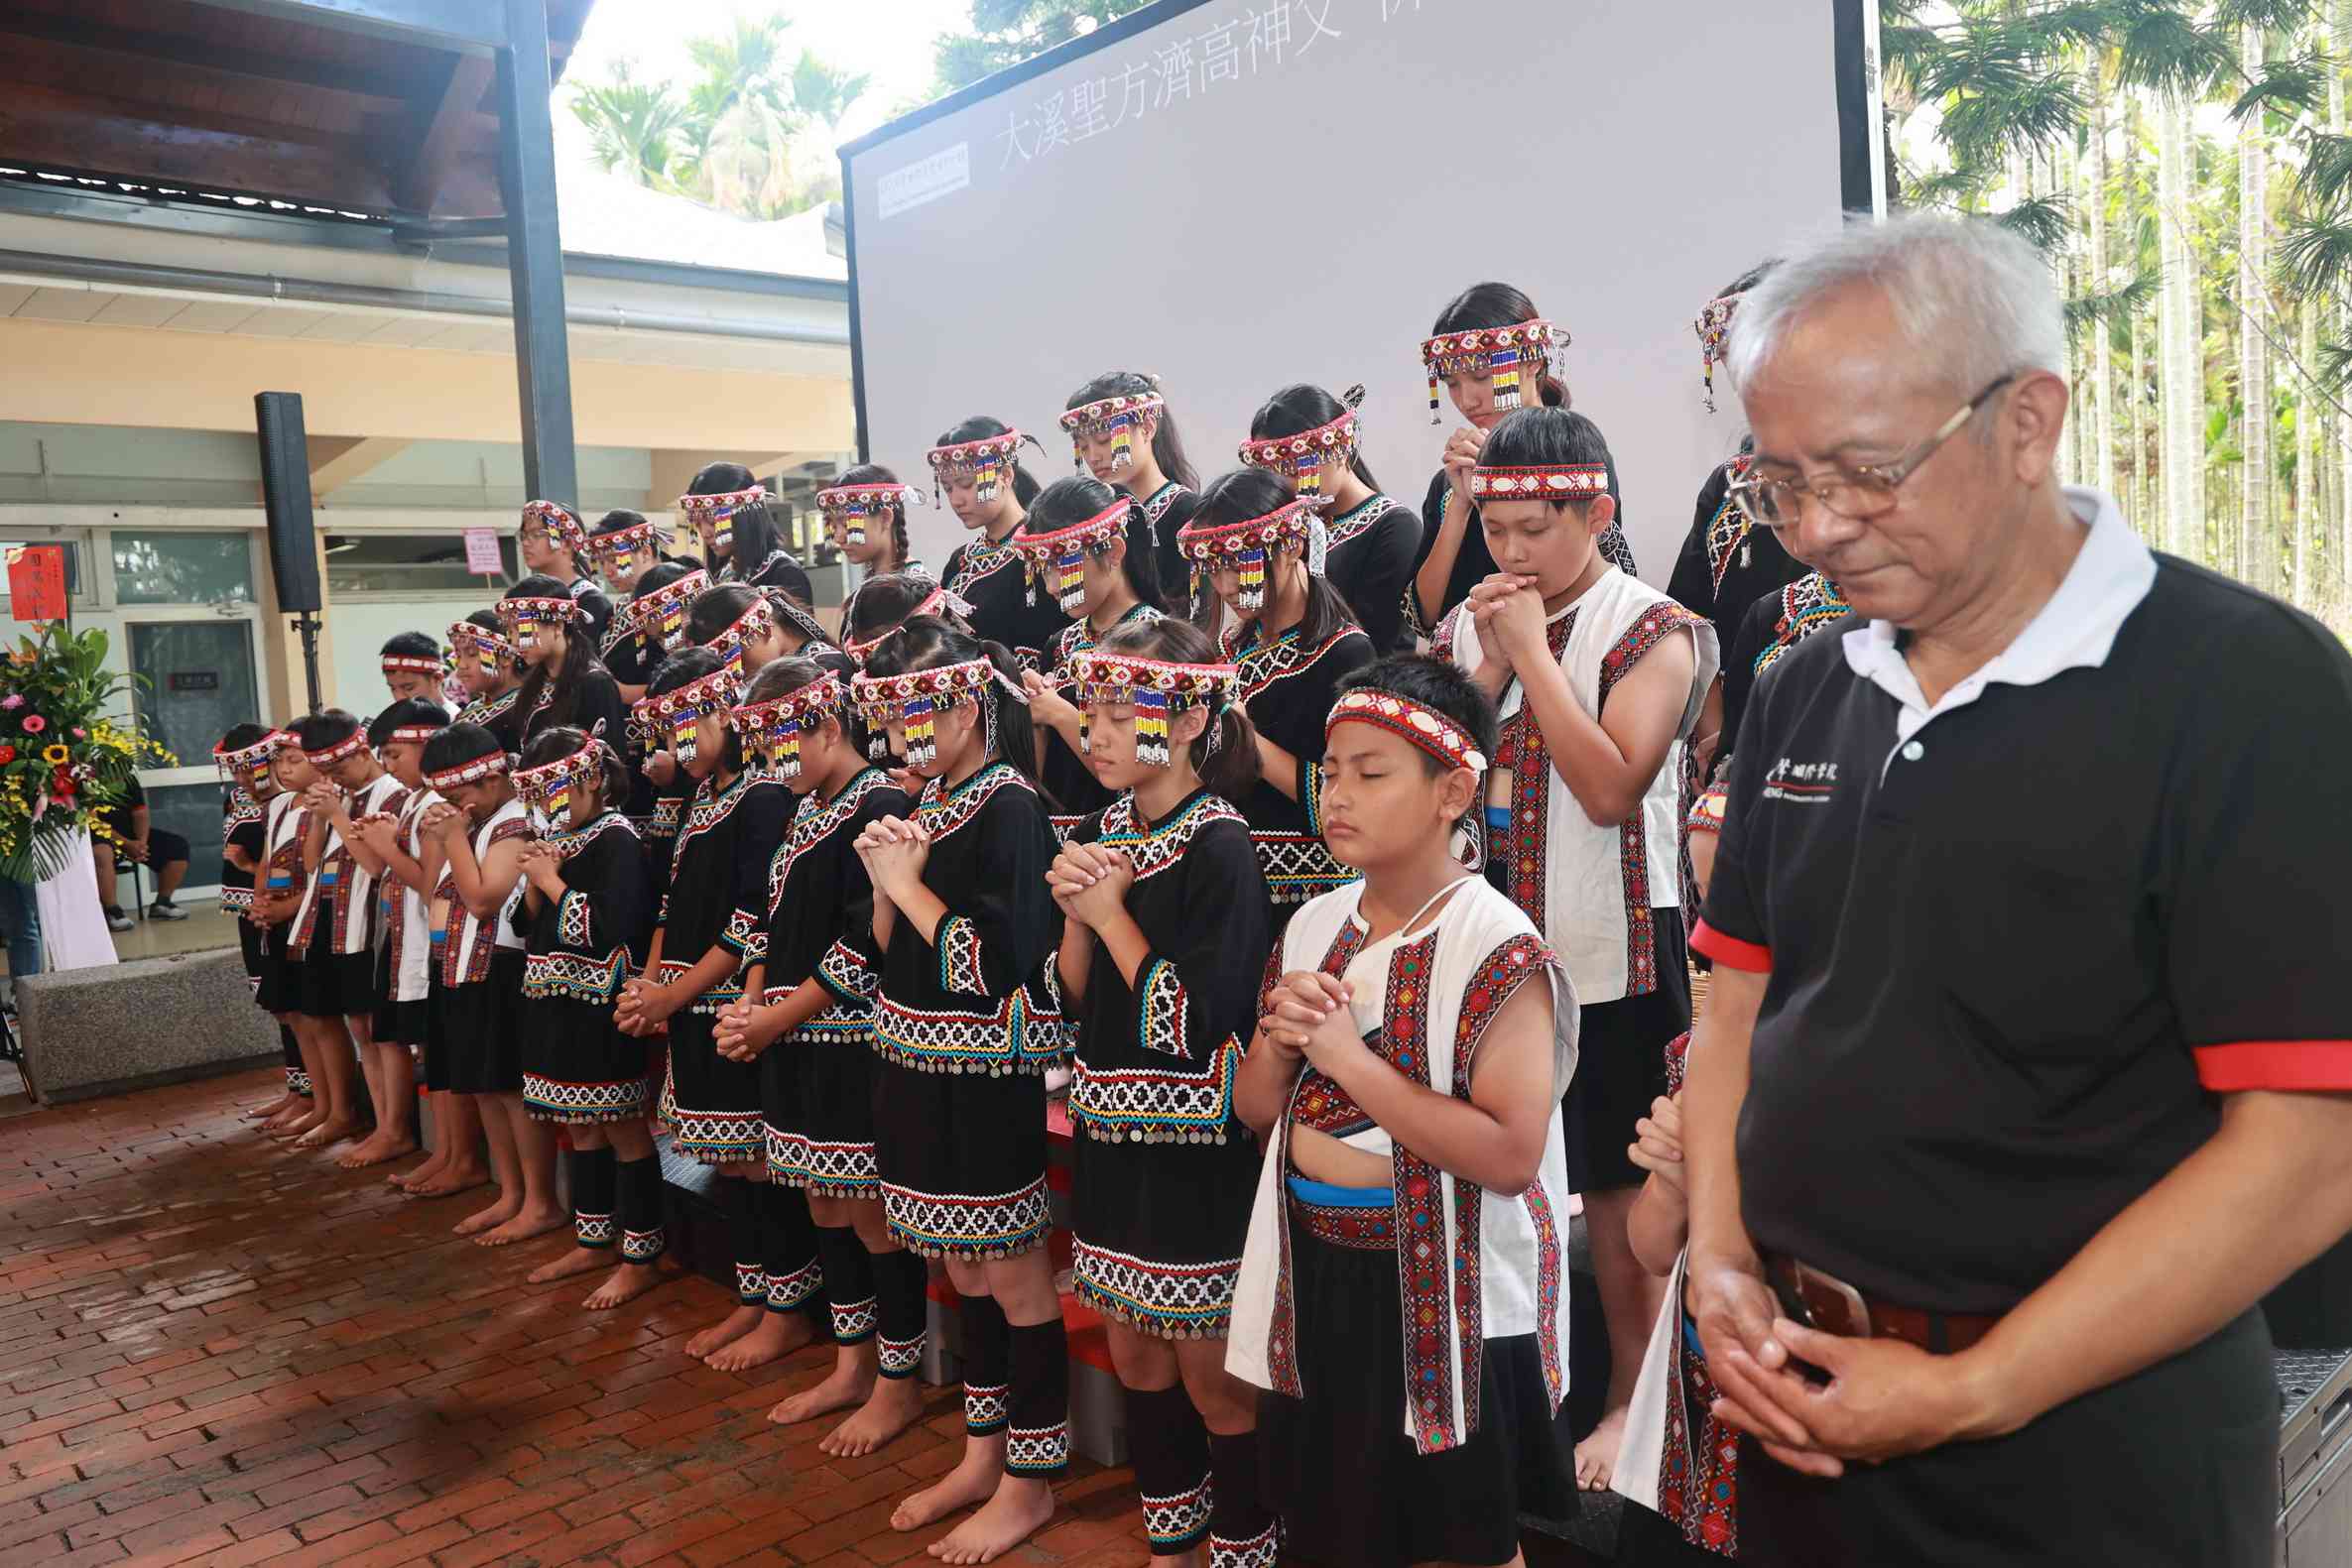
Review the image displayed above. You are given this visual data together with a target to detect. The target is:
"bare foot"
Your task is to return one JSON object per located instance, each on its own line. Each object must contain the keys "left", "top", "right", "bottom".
{"left": 294, "top": 1118, "right": 360, "bottom": 1149}
{"left": 583, "top": 1263, "right": 665, "bottom": 1310}
{"left": 681, "top": 1304, "right": 766, "bottom": 1361}
{"left": 339, "top": 1135, "right": 417, "bottom": 1171}
{"left": 476, "top": 1204, "right": 567, "bottom": 1248}
{"left": 269, "top": 1109, "right": 324, "bottom": 1142}
{"left": 411, "top": 1167, "right": 490, "bottom": 1200}
{"left": 1575, "top": 1403, "right": 1628, "bottom": 1492}
{"left": 893, "top": 1438, "right": 1003, "bottom": 1532}
{"left": 705, "top": 1311, "right": 812, "bottom": 1372}
{"left": 389, "top": 1151, "right": 442, "bottom": 1188}
{"left": 821, "top": 1374, "right": 924, "bottom": 1458}
{"left": 455, "top": 1193, "right": 519, "bottom": 1237}
{"left": 247, "top": 1094, "right": 294, "bottom": 1121}
{"left": 928, "top": 1475, "right": 1054, "bottom": 1564}
{"left": 769, "top": 1350, "right": 874, "bottom": 1426}
{"left": 527, "top": 1246, "right": 611, "bottom": 1284}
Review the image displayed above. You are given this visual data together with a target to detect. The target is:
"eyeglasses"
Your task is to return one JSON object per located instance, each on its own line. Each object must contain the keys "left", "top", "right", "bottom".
{"left": 1727, "top": 373, "right": 2017, "bottom": 529}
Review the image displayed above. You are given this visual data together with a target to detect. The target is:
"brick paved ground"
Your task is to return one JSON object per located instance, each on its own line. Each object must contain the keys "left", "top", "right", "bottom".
{"left": 0, "top": 1067, "right": 1161, "bottom": 1568}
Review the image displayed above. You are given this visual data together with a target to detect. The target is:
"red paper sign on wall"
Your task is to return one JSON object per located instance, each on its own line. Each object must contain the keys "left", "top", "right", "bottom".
{"left": 7, "top": 545, "right": 67, "bottom": 623}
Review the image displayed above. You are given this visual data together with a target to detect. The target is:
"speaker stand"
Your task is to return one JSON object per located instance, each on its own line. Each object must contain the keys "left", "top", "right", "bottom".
{"left": 294, "top": 613, "right": 323, "bottom": 713}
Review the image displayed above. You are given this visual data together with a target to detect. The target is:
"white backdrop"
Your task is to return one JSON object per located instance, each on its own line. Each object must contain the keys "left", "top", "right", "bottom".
{"left": 842, "top": 0, "right": 1865, "bottom": 581}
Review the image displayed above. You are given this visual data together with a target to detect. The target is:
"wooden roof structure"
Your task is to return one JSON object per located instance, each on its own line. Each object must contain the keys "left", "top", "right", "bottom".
{"left": 0, "top": 0, "right": 594, "bottom": 219}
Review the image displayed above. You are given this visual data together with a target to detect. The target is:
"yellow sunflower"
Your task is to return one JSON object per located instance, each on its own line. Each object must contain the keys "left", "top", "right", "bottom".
{"left": 41, "top": 743, "right": 68, "bottom": 766}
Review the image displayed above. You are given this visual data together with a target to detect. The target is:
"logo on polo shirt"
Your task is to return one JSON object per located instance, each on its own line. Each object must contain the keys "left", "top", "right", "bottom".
{"left": 1762, "top": 757, "right": 1839, "bottom": 805}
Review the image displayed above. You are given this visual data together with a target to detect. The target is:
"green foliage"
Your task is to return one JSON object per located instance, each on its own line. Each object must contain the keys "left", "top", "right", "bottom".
{"left": 932, "top": 1, "right": 1148, "bottom": 95}
{"left": 1999, "top": 192, "right": 2078, "bottom": 251}
{"left": 565, "top": 10, "right": 867, "bottom": 221}
{"left": 2063, "top": 268, "right": 2160, "bottom": 344}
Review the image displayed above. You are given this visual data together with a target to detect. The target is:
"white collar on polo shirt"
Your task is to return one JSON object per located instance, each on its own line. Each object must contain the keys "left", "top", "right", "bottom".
{"left": 1841, "top": 486, "right": 2157, "bottom": 756}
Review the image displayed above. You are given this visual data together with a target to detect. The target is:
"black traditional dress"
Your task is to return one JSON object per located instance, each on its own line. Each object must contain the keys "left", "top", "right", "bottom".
{"left": 723, "top": 546, "right": 815, "bottom": 606}
{"left": 758, "top": 767, "right": 908, "bottom": 1197}
{"left": 564, "top": 573, "right": 616, "bottom": 647}
{"left": 1321, "top": 493, "right": 1421, "bottom": 655}
{"left": 522, "top": 665, "right": 631, "bottom": 752}
{"left": 518, "top": 810, "right": 656, "bottom": 1122}
{"left": 1039, "top": 603, "right": 1163, "bottom": 824}
{"left": 1722, "top": 571, "right": 1850, "bottom": 764}
{"left": 1223, "top": 619, "right": 1375, "bottom": 933}
{"left": 1065, "top": 788, "right": 1270, "bottom": 1338}
{"left": 455, "top": 684, "right": 526, "bottom": 755}
{"left": 222, "top": 786, "right": 264, "bottom": 996}
{"left": 656, "top": 769, "right": 791, "bottom": 1161}
{"left": 944, "top": 531, "right": 1070, "bottom": 670}
{"left": 1663, "top": 457, "right": 1807, "bottom": 667}
{"left": 871, "top": 761, "right": 1067, "bottom": 1258}
{"left": 1134, "top": 481, "right": 1200, "bottom": 607}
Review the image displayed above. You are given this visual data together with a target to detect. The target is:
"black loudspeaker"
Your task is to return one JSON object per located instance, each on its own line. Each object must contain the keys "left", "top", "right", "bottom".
{"left": 255, "top": 391, "right": 321, "bottom": 614}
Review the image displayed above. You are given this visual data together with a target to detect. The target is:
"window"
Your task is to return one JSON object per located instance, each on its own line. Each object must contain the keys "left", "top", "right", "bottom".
{"left": 325, "top": 533, "right": 519, "bottom": 595}
{"left": 111, "top": 532, "right": 253, "bottom": 605}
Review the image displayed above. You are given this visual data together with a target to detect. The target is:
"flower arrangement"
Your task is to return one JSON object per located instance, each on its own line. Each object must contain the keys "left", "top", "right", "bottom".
{"left": 0, "top": 625, "right": 173, "bottom": 881}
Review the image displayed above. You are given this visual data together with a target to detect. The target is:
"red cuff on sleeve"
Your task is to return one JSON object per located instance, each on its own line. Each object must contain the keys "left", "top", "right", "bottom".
{"left": 2192, "top": 1041, "right": 2352, "bottom": 1093}
{"left": 1689, "top": 920, "right": 1771, "bottom": 973}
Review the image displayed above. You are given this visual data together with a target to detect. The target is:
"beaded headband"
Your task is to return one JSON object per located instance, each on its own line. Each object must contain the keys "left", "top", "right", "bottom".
{"left": 1059, "top": 393, "right": 1163, "bottom": 474}
{"left": 1326, "top": 689, "right": 1488, "bottom": 774}
{"left": 303, "top": 729, "right": 369, "bottom": 769}
{"left": 502, "top": 595, "right": 580, "bottom": 652}
{"left": 842, "top": 584, "right": 973, "bottom": 666}
{"left": 728, "top": 671, "right": 847, "bottom": 781}
{"left": 1174, "top": 498, "right": 1327, "bottom": 613}
{"left": 676, "top": 485, "right": 766, "bottom": 551}
{"left": 698, "top": 592, "right": 778, "bottom": 674}
{"left": 214, "top": 733, "right": 279, "bottom": 781}
{"left": 425, "top": 749, "right": 510, "bottom": 791}
{"left": 1694, "top": 296, "right": 1741, "bottom": 412}
{"left": 926, "top": 431, "right": 1024, "bottom": 505}
{"left": 816, "top": 482, "right": 924, "bottom": 550}
{"left": 1687, "top": 780, "right": 1728, "bottom": 837}
{"left": 1466, "top": 464, "right": 1609, "bottom": 502}
{"left": 629, "top": 569, "right": 708, "bottom": 652}
{"left": 449, "top": 621, "right": 516, "bottom": 675}
{"left": 850, "top": 657, "right": 999, "bottom": 770}
{"left": 588, "top": 519, "right": 660, "bottom": 564}
{"left": 386, "top": 724, "right": 444, "bottom": 746}
{"left": 381, "top": 654, "right": 444, "bottom": 677}
{"left": 522, "top": 498, "right": 587, "bottom": 555}
{"left": 1012, "top": 498, "right": 1128, "bottom": 613}
{"left": 633, "top": 663, "right": 741, "bottom": 769}
{"left": 1421, "top": 319, "right": 1562, "bottom": 424}
{"left": 513, "top": 739, "right": 601, "bottom": 818}
{"left": 1066, "top": 649, "right": 1240, "bottom": 768}
{"left": 1237, "top": 409, "right": 1358, "bottom": 506}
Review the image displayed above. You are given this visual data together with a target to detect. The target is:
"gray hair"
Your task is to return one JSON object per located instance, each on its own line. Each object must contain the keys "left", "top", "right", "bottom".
{"left": 1725, "top": 214, "right": 2065, "bottom": 400}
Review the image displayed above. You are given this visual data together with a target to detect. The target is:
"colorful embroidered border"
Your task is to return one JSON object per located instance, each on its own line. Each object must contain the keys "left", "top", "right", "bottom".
{"left": 512, "top": 739, "right": 600, "bottom": 815}
{"left": 1059, "top": 392, "right": 1164, "bottom": 436}
{"left": 842, "top": 583, "right": 972, "bottom": 665}
{"left": 1326, "top": 688, "right": 1488, "bottom": 774}
{"left": 1421, "top": 318, "right": 1561, "bottom": 422}
{"left": 450, "top": 620, "right": 517, "bottom": 672}
{"left": 675, "top": 484, "right": 765, "bottom": 520}
{"left": 849, "top": 656, "right": 997, "bottom": 768}
{"left": 425, "top": 749, "right": 510, "bottom": 790}
{"left": 1237, "top": 407, "right": 1357, "bottom": 503}
{"left": 302, "top": 730, "right": 368, "bottom": 768}
{"left": 699, "top": 591, "right": 775, "bottom": 672}
{"left": 1466, "top": 464, "right": 1609, "bottom": 502}
{"left": 633, "top": 663, "right": 741, "bottom": 767}
{"left": 1011, "top": 497, "right": 1128, "bottom": 612}
{"left": 522, "top": 498, "right": 587, "bottom": 554}
{"left": 1687, "top": 781, "right": 1728, "bottom": 838}
{"left": 380, "top": 654, "right": 444, "bottom": 676}
{"left": 926, "top": 431, "right": 1024, "bottom": 503}
{"left": 1070, "top": 1241, "right": 1239, "bottom": 1339}
{"left": 626, "top": 567, "right": 709, "bottom": 654}
{"left": 213, "top": 733, "right": 279, "bottom": 780}
{"left": 730, "top": 670, "right": 846, "bottom": 782}
{"left": 589, "top": 518, "right": 660, "bottom": 562}
{"left": 502, "top": 594, "right": 580, "bottom": 652}
{"left": 1176, "top": 498, "right": 1323, "bottom": 613}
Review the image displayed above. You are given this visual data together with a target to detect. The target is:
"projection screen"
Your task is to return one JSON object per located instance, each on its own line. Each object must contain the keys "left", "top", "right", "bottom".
{"left": 841, "top": 0, "right": 1880, "bottom": 581}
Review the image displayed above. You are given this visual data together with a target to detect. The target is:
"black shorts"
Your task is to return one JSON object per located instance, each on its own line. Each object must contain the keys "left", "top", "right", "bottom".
{"left": 1563, "top": 912, "right": 1690, "bottom": 1194}
{"left": 146, "top": 829, "right": 189, "bottom": 867}
{"left": 298, "top": 947, "right": 381, "bottom": 1021}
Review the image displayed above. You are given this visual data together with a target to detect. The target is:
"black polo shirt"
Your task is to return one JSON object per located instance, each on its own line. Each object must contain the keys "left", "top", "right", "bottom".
{"left": 1694, "top": 493, "right": 2352, "bottom": 1316}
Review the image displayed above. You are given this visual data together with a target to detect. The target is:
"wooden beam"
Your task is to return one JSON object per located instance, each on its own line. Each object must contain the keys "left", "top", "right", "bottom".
{"left": 0, "top": 8, "right": 428, "bottom": 110}
{"left": 392, "top": 53, "right": 497, "bottom": 214}
{"left": 0, "top": 86, "right": 391, "bottom": 210}
{"left": 189, "top": 0, "right": 505, "bottom": 54}
{"left": 307, "top": 435, "right": 411, "bottom": 496}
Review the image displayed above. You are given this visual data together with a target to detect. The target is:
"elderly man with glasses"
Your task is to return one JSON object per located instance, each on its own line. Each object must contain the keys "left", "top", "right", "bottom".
{"left": 1676, "top": 214, "right": 2352, "bottom": 1567}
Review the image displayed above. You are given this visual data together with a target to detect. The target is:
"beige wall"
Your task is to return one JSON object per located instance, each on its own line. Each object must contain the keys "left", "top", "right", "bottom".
{"left": 0, "top": 317, "right": 854, "bottom": 451}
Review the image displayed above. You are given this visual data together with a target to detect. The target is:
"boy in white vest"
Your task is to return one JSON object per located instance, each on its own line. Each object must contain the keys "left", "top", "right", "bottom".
{"left": 1433, "top": 406, "right": 1720, "bottom": 1492}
